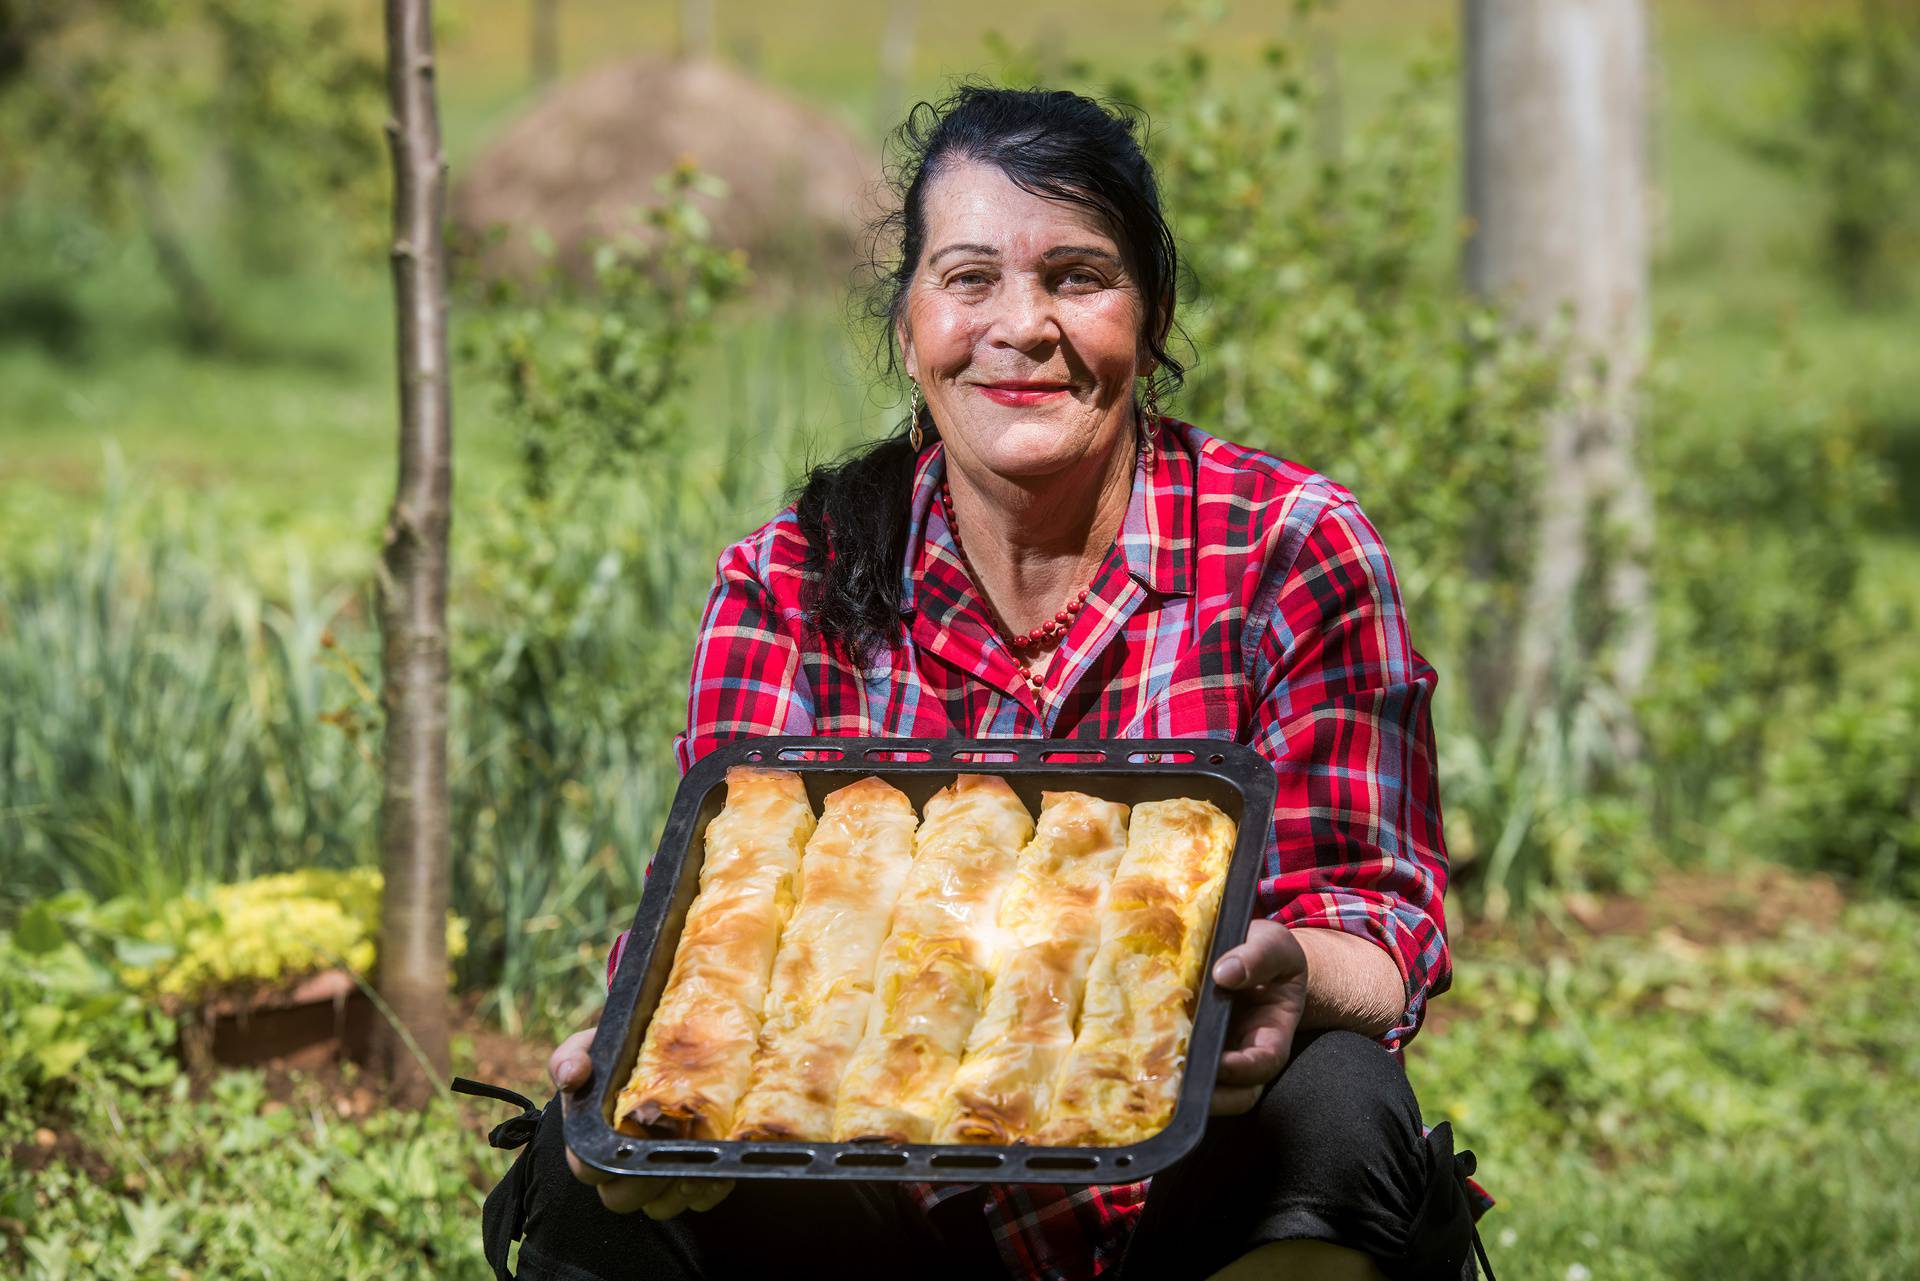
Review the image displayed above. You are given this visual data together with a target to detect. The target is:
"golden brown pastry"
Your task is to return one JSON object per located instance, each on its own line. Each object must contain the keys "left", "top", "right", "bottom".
{"left": 730, "top": 777, "right": 920, "bottom": 1141}
{"left": 831, "top": 774, "right": 1034, "bottom": 1143}
{"left": 614, "top": 766, "right": 815, "bottom": 1139}
{"left": 1031, "top": 797, "right": 1237, "bottom": 1147}
{"left": 934, "top": 790, "right": 1130, "bottom": 1144}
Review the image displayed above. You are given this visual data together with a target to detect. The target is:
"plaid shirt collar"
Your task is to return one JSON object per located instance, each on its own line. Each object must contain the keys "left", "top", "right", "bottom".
{"left": 896, "top": 421, "right": 1198, "bottom": 619}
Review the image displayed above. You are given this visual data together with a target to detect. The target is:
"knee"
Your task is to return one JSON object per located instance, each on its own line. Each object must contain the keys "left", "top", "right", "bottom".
{"left": 1283, "top": 1028, "right": 1409, "bottom": 1101}
{"left": 1259, "top": 1029, "right": 1423, "bottom": 1160}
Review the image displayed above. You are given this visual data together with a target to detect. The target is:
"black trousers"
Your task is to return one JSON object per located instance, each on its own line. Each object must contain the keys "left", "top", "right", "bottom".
{"left": 479, "top": 1030, "right": 1483, "bottom": 1280}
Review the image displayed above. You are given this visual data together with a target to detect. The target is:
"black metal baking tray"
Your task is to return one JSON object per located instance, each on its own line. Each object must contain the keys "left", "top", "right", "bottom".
{"left": 562, "top": 734, "right": 1278, "bottom": 1185}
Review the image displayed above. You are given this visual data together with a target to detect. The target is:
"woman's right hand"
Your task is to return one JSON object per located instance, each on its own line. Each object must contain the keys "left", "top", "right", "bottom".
{"left": 550, "top": 1028, "right": 737, "bottom": 1219}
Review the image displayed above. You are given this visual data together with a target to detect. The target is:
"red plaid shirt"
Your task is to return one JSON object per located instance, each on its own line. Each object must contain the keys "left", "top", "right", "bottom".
{"left": 607, "top": 418, "right": 1455, "bottom": 1280}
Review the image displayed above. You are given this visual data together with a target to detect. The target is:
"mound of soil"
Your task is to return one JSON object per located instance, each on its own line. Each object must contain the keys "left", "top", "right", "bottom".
{"left": 452, "top": 56, "right": 885, "bottom": 286}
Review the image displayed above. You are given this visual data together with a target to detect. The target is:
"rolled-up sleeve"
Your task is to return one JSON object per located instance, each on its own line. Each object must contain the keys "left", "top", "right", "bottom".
{"left": 1246, "top": 498, "right": 1451, "bottom": 1051}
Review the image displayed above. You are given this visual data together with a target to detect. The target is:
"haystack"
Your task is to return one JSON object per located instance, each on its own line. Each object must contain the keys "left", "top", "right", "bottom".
{"left": 452, "top": 56, "right": 883, "bottom": 285}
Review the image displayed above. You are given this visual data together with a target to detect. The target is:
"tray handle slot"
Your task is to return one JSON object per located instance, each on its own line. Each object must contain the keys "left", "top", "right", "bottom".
{"left": 929, "top": 1152, "right": 1005, "bottom": 1170}
{"left": 951, "top": 749, "right": 1019, "bottom": 764}
{"left": 834, "top": 1151, "right": 908, "bottom": 1168}
{"left": 1040, "top": 749, "right": 1107, "bottom": 763}
{"left": 645, "top": 1148, "right": 721, "bottom": 1165}
{"left": 739, "top": 1150, "right": 815, "bottom": 1167}
{"left": 864, "top": 747, "right": 932, "bottom": 762}
{"left": 1023, "top": 1154, "right": 1100, "bottom": 1172}
{"left": 777, "top": 747, "right": 844, "bottom": 761}
{"left": 1127, "top": 750, "right": 1196, "bottom": 764}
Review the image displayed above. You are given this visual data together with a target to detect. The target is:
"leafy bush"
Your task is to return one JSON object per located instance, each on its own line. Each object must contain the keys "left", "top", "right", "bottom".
{"left": 1734, "top": 1, "right": 1920, "bottom": 301}
{"left": 1759, "top": 678, "right": 1920, "bottom": 897}
{"left": 463, "top": 163, "right": 750, "bottom": 505}
{"left": 1640, "top": 343, "right": 1894, "bottom": 850}
{"left": 0, "top": 905, "right": 177, "bottom": 1094}
{"left": 94, "top": 869, "right": 467, "bottom": 1001}
{"left": 0, "top": 0, "right": 384, "bottom": 342}
{"left": 1, "top": 869, "right": 466, "bottom": 1102}
{"left": 1, "top": 882, "right": 490, "bottom": 1278}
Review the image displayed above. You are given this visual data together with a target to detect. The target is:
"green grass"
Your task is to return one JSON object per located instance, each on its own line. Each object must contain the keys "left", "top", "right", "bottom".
{"left": 1, "top": 1071, "right": 492, "bottom": 1280}
{"left": 1414, "top": 879, "right": 1920, "bottom": 1278}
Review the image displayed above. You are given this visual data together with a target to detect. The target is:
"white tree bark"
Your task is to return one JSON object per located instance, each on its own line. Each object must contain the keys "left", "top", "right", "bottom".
{"left": 875, "top": 0, "right": 918, "bottom": 136}
{"left": 1464, "top": 0, "right": 1655, "bottom": 737}
{"left": 531, "top": 0, "right": 560, "bottom": 88}
{"left": 678, "top": 0, "right": 714, "bottom": 59}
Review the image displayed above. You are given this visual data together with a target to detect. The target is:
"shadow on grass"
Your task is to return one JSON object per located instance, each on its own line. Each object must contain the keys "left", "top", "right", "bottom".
{"left": 0, "top": 285, "right": 91, "bottom": 362}
{"left": 0, "top": 282, "right": 371, "bottom": 380}
{"left": 202, "top": 323, "right": 368, "bottom": 378}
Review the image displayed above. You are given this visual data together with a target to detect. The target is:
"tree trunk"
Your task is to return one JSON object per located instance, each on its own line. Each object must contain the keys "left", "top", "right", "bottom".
{"left": 531, "top": 0, "right": 559, "bottom": 89}
{"left": 874, "top": 0, "right": 917, "bottom": 136}
{"left": 371, "top": 0, "right": 454, "bottom": 1107}
{"left": 1462, "top": 0, "right": 1655, "bottom": 742}
{"left": 678, "top": 0, "right": 714, "bottom": 59}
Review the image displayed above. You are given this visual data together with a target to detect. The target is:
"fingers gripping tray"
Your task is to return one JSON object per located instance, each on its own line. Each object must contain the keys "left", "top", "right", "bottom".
{"left": 562, "top": 736, "right": 1278, "bottom": 1185}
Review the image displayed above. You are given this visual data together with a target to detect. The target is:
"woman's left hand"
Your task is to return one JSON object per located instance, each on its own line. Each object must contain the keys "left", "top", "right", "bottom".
{"left": 1206, "top": 919, "right": 1309, "bottom": 1115}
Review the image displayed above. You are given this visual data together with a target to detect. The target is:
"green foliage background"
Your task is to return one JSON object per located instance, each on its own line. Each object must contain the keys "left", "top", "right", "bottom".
{"left": 1, "top": 0, "right": 1917, "bottom": 1277}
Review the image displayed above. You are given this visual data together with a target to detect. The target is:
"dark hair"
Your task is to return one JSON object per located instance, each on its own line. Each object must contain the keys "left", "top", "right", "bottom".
{"left": 792, "top": 84, "right": 1186, "bottom": 666}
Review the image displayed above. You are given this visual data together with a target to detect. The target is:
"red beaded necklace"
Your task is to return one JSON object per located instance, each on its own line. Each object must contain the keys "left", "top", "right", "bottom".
{"left": 937, "top": 426, "right": 1155, "bottom": 696}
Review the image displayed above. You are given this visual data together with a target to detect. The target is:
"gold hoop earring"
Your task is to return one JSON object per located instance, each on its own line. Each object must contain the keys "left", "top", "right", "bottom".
{"left": 909, "top": 382, "right": 924, "bottom": 453}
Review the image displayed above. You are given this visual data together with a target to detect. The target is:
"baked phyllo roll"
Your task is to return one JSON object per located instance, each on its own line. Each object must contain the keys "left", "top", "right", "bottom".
{"left": 934, "top": 790, "right": 1130, "bottom": 1145}
{"left": 832, "top": 774, "right": 1034, "bottom": 1143}
{"left": 1033, "top": 797, "right": 1236, "bottom": 1147}
{"left": 730, "top": 777, "right": 920, "bottom": 1141}
{"left": 615, "top": 766, "right": 815, "bottom": 1139}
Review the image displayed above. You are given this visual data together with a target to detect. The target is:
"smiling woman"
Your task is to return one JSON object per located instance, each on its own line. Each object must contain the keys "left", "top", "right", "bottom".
{"left": 477, "top": 86, "right": 1490, "bottom": 1281}
{"left": 796, "top": 89, "right": 1182, "bottom": 684}
{"left": 896, "top": 159, "right": 1151, "bottom": 695}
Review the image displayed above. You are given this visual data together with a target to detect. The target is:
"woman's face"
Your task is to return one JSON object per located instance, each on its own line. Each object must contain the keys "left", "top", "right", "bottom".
{"left": 896, "top": 159, "right": 1151, "bottom": 484}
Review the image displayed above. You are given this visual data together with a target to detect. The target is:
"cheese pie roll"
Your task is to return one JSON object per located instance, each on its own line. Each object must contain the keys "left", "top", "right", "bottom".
{"left": 832, "top": 774, "right": 1033, "bottom": 1143}
{"left": 730, "top": 777, "right": 920, "bottom": 1141}
{"left": 615, "top": 766, "right": 815, "bottom": 1139}
{"left": 934, "top": 790, "right": 1130, "bottom": 1145}
{"left": 1033, "top": 797, "right": 1236, "bottom": 1147}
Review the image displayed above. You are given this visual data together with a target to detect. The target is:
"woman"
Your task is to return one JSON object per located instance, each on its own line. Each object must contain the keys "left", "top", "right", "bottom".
{"left": 478, "top": 86, "right": 1489, "bottom": 1281}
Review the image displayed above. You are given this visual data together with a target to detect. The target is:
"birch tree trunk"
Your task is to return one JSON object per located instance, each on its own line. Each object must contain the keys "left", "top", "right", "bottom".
{"left": 531, "top": 0, "right": 559, "bottom": 89}
{"left": 372, "top": 0, "right": 453, "bottom": 1106}
{"left": 1463, "top": 0, "right": 1655, "bottom": 742}
{"left": 875, "top": 0, "right": 917, "bottom": 136}
{"left": 678, "top": 0, "right": 714, "bottom": 60}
